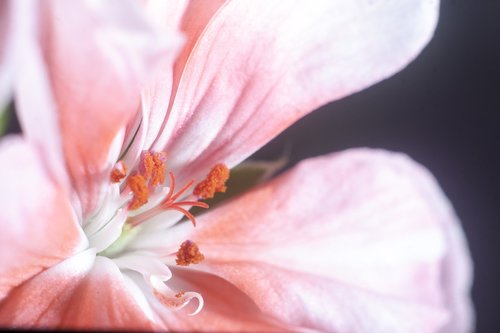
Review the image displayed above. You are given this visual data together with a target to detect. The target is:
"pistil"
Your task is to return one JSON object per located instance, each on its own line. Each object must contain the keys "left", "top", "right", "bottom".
{"left": 127, "top": 171, "right": 208, "bottom": 227}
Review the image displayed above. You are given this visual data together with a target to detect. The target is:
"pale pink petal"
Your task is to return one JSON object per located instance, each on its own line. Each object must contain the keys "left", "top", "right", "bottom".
{"left": 122, "top": 0, "right": 189, "bottom": 169}
{"left": 0, "top": 1, "right": 11, "bottom": 107}
{"left": 0, "top": 249, "right": 154, "bottom": 330}
{"left": 142, "top": 0, "right": 226, "bottom": 150}
{"left": 151, "top": 0, "right": 440, "bottom": 183}
{"left": 190, "top": 149, "right": 473, "bottom": 332}
{"left": 411, "top": 163, "right": 475, "bottom": 333}
{"left": 0, "top": 0, "right": 33, "bottom": 108}
{"left": 14, "top": 1, "right": 68, "bottom": 188}
{"left": 0, "top": 0, "right": 24, "bottom": 108}
{"left": 18, "top": 1, "right": 182, "bottom": 216}
{"left": 140, "top": 0, "right": 188, "bottom": 150}
{"left": 0, "top": 136, "right": 87, "bottom": 301}
{"left": 146, "top": 267, "right": 293, "bottom": 332}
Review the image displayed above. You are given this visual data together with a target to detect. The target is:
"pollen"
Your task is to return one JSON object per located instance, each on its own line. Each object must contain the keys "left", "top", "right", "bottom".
{"left": 150, "top": 152, "right": 166, "bottom": 187}
{"left": 140, "top": 151, "right": 166, "bottom": 187}
{"left": 193, "top": 163, "right": 230, "bottom": 199}
{"left": 127, "top": 173, "right": 149, "bottom": 210}
{"left": 110, "top": 160, "right": 127, "bottom": 183}
{"left": 176, "top": 240, "right": 205, "bottom": 266}
{"left": 153, "top": 290, "right": 185, "bottom": 308}
{"left": 139, "top": 151, "right": 154, "bottom": 179}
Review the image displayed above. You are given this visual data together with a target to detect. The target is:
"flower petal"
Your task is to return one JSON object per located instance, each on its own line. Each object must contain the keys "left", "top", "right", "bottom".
{"left": 0, "top": 249, "right": 154, "bottom": 330}
{"left": 190, "top": 149, "right": 473, "bottom": 332}
{"left": 0, "top": 0, "right": 26, "bottom": 108}
{"left": 13, "top": 1, "right": 69, "bottom": 186}
{"left": 142, "top": 0, "right": 226, "bottom": 149}
{"left": 145, "top": 267, "right": 292, "bottom": 332}
{"left": 0, "top": 1, "right": 11, "bottom": 108}
{"left": 0, "top": 136, "right": 87, "bottom": 301}
{"left": 151, "top": 0, "right": 439, "bottom": 182}
{"left": 29, "top": 1, "right": 182, "bottom": 216}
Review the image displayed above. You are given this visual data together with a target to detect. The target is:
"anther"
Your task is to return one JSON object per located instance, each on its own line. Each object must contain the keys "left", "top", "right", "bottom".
{"left": 127, "top": 171, "right": 208, "bottom": 227}
{"left": 176, "top": 240, "right": 204, "bottom": 266}
{"left": 139, "top": 151, "right": 166, "bottom": 187}
{"left": 139, "top": 151, "right": 154, "bottom": 179}
{"left": 150, "top": 152, "right": 166, "bottom": 187}
{"left": 110, "top": 160, "right": 127, "bottom": 183}
{"left": 127, "top": 173, "right": 149, "bottom": 210}
{"left": 193, "top": 163, "right": 230, "bottom": 199}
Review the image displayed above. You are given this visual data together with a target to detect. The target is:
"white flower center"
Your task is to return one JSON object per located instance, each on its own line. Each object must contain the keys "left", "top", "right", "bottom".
{"left": 79, "top": 151, "right": 229, "bottom": 317}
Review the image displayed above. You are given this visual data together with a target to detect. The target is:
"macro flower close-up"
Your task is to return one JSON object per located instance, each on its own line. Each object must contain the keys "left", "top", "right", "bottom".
{"left": 0, "top": 0, "right": 474, "bottom": 332}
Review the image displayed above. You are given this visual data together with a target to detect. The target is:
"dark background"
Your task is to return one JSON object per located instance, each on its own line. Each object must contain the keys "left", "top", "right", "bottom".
{"left": 252, "top": 1, "right": 499, "bottom": 332}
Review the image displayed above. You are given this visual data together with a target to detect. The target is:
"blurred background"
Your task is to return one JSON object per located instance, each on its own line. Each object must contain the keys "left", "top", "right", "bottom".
{"left": 251, "top": 1, "right": 499, "bottom": 332}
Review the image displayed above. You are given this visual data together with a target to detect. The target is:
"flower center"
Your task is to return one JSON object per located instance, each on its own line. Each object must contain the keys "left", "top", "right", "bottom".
{"left": 100, "top": 151, "right": 230, "bottom": 251}
{"left": 85, "top": 150, "right": 230, "bottom": 315}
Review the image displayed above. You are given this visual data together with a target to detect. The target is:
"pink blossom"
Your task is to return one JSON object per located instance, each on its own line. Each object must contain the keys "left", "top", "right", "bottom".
{"left": 0, "top": 0, "right": 473, "bottom": 332}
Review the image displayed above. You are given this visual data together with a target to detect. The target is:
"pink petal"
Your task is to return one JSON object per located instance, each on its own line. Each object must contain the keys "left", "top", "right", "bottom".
{"left": 0, "top": 0, "right": 33, "bottom": 108}
{"left": 0, "top": 0, "right": 24, "bottom": 108}
{"left": 0, "top": 1, "right": 11, "bottom": 107}
{"left": 14, "top": 1, "right": 69, "bottom": 189}
{"left": 18, "top": 1, "right": 182, "bottom": 216}
{"left": 0, "top": 136, "right": 87, "bottom": 301}
{"left": 142, "top": 0, "right": 226, "bottom": 149}
{"left": 150, "top": 0, "right": 439, "bottom": 183}
{"left": 151, "top": 267, "right": 291, "bottom": 332}
{"left": 190, "top": 149, "right": 473, "bottom": 332}
{"left": 0, "top": 249, "right": 154, "bottom": 330}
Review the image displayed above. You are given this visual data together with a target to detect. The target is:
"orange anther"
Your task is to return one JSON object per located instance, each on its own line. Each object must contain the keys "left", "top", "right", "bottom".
{"left": 193, "top": 163, "right": 230, "bottom": 199}
{"left": 127, "top": 173, "right": 149, "bottom": 210}
{"left": 176, "top": 240, "right": 204, "bottom": 266}
{"left": 150, "top": 152, "right": 166, "bottom": 187}
{"left": 139, "top": 151, "right": 154, "bottom": 179}
{"left": 110, "top": 160, "right": 127, "bottom": 183}
{"left": 139, "top": 151, "right": 166, "bottom": 187}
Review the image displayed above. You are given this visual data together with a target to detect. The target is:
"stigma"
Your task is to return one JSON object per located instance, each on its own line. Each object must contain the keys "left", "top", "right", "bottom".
{"left": 89, "top": 151, "right": 232, "bottom": 318}
{"left": 108, "top": 152, "right": 231, "bottom": 229}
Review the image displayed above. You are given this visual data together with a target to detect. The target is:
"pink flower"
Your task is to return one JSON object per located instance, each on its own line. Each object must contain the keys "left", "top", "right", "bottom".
{"left": 0, "top": 1, "right": 473, "bottom": 332}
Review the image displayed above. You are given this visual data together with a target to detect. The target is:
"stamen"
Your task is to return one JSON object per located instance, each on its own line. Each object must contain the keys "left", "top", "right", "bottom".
{"left": 167, "top": 205, "right": 199, "bottom": 227}
{"left": 127, "top": 171, "right": 209, "bottom": 227}
{"left": 164, "top": 172, "right": 194, "bottom": 204}
{"left": 139, "top": 151, "right": 154, "bottom": 179}
{"left": 193, "top": 163, "right": 230, "bottom": 199}
{"left": 150, "top": 153, "right": 166, "bottom": 187}
{"left": 127, "top": 173, "right": 149, "bottom": 210}
{"left": 139, "top": 151, "right": 166, "bottom": 187}
{"left": 160, "top": 172, "right": 208, "bottom": 226}
{"left": 110, "top": 160, "right": 127, "bottom": 183}
{"left": 176, "top": 240, "right": 204, "bottom": 266}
